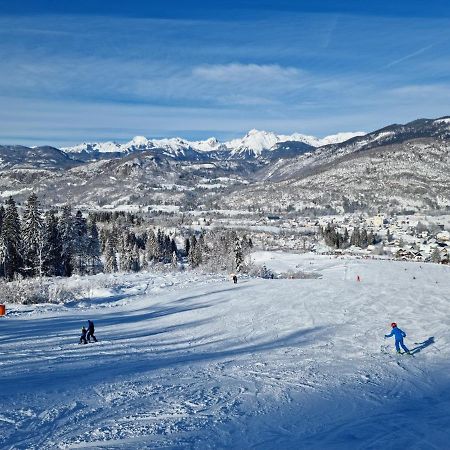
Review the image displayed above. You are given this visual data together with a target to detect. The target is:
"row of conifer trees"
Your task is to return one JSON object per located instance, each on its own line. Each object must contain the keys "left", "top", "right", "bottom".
{"left": 0, "top": 194, "right": 179, "bottom": 281}
{"left": 0, "top": 194, "right": 252, "bottom": 281}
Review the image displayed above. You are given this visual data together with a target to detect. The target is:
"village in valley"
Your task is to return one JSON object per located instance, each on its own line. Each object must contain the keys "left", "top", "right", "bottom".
{"left": 186, "top": 211, "right": 450, "bottom": 264}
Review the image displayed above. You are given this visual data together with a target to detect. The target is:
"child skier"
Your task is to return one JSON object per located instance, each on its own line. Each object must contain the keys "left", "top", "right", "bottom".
{"left": 87, "top": 320, "right": 98, "bottom": 343}
{"left": 385, "top": 322, "right": 410, "bottom": 354}
{"left": 80, "top": 326, "right": 87, "bottom": 344}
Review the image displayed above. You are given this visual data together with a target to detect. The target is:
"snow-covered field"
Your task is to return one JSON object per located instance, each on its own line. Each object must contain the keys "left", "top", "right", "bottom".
{"left": 1, "top": 253, "right": 450, "bottom": 449}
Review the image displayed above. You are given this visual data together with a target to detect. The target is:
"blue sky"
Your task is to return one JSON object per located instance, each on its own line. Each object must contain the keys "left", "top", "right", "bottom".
{"left": 0, "top": 0, "right": 449, "bottom": 146}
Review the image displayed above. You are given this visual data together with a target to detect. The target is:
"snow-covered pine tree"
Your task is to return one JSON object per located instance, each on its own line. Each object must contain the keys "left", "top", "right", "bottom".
{"left": 104, "top": 239, "right": 118, "bottom": 273}
{"left": 360, "top": 229, "right": 369, "bottom": 249}
{"left": 171, "top": 238, "right": 178, "bottom": 256}
{"left": 59, "top": 205, "right": 74, "bottom": 277}
{"left": 343, "top": 228, "right": 349, "bottom": 246}
{"left": 123, "top": 245, "right": 133, "bottom": 271}
{"left": 171, "top": 250, "right": 178, "bottom": 269}
{"left": 0, "top": 197, "right": 23, "bottom": 281}
{"left": 188, "top": 235, "right": 199, "bottom": 267}
{"left": 72, "top": 210, "right": 89, "bottom": 274}
{"left": 350, "top": 228, "right": 360, "bottom": 247}
{"left": 99, "top": 227, "right": 108, "bottom": 253}
{"left": 131, "top": 244, "right": 141, "bottom": 272}
{"left": 42, "top": 210, "right": 63, "bottom": 277}
{"left": 87, "top": 218, "right": 102, "bottom": 274}
{"left": 431, "top": 247, "right": 441, "bottom": 263}
{"left": 22, "top": 193, "right": 44, "bottom": 277}
{"left": 386, "top": 229, "right": 393, "bottom": 243}
{"left": 234, "top": 234, "right": 244, "bottom": 272}
{"left": 146, "top": 229, "right": 158, "bottom": 263}
{"left": 156, "top": 229, "right": 164, "bottom": 262}
{"left": 163, "top": 234, "right": 171, "bottom": 263}
{"left": 184, "top": 237, "right": 190, "bottom": 257}
{"left": 0, "top": 204, "right": 5, "bottom": 236}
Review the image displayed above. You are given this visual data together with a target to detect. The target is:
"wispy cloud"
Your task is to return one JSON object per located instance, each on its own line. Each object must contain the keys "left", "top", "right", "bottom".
{"left": 193, "top": 63, "right": 303, "bottom": 82}
{"left": 0, "top": 11, "right": 449, "bottom": 145}
{"left": 384, "top": 43, "right": 436, "bottom": 69}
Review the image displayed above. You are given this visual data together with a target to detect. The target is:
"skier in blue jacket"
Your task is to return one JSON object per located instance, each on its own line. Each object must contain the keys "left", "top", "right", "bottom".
{"left": 385, "top": 322, "right": 410, "bottom": 354}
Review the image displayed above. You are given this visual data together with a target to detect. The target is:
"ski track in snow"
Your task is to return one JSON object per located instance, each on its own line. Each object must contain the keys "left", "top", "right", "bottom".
{"left": 1, "top": 255, "right": 450, "bottom": 449}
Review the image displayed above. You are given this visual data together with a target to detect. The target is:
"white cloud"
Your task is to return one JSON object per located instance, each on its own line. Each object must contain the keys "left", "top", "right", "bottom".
{"left": 193, "top": 63, "right": 303, "bottom": 82}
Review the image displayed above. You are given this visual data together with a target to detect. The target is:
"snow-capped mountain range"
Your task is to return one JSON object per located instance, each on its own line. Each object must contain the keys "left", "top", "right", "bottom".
{"left": 1, "top": 116, "right": 449, "bottom": 214}
{"left": 62, "top": 129, "right": 366, "bottom": 160}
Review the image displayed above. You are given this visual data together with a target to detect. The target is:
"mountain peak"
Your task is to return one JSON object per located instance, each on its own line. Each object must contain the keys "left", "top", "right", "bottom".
{"left": 62, "top": 129, "right": 367, "bottom": 160}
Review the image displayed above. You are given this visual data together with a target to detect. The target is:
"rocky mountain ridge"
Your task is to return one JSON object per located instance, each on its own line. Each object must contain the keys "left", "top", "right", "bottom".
{"left": 61, "top": 129, "right": 365, "bottom": 161}
{"left": 0, "top": 116, "right": 449, "bottom": 215}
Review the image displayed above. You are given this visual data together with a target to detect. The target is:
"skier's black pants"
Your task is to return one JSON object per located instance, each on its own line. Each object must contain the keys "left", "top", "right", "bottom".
{"left": 80, "top": 337, "right": 87, "bottom": 344}
{"left": 87, "top": 331, "right": 97, "bottom": 342}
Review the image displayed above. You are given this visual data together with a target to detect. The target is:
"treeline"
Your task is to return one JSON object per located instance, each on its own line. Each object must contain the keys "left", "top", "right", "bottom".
{"left": 100, "top": 226, "right": 178, "bottom": 273}
{"left": 0, "top": 194, "right": 253, "bottom": 282}
{"left": 0, "top": 195, "right": 103, "bottom": 281}
{"left": 321, "top": 223, "right": 379, "bottom": 249}
{"left": 185, "top": 230, "right": 253, "bottom": 272}
{"left": 0, "top": 194, "right": 179, "bottom": 281}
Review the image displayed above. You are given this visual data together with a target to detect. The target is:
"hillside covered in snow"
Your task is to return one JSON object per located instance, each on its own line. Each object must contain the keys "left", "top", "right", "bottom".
{"left": 0, "top": 116, "right": 448, "bottom": 214}
{"left": 1, "top": 254, "right": 449, "bottom": 448}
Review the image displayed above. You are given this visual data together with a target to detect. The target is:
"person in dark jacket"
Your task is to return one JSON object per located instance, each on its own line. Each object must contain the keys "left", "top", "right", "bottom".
{"left": 80, "top": 326, "right": 87, "bottom": 344}
{"left": 232, "top": 275, "right": 238, "bottom": 284}
{"left": 385, "top": 322, "right": 410, "bottom": 354}
{"left": 87, "top": 320, "right": 97, "bottom": 343}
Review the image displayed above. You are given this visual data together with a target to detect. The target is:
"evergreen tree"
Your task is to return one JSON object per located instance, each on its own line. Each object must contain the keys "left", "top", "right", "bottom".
{"left": 0, "top": 205, "right": 5, "bottom": 237}
{"left": 350, "top": 228, "right": 360, "bottom": 247}
{"left": 104, "top": 239, "right": 118, "bottom": 273}
{"left": 188, "top": 235, "right": 200, "bottom": 267}
{"left": 72, "top": 210, "right": 88, "bottom": 274}
{"left": 131, "top": 244, "right": 141, "bottom": 272}
{"left": 120, "top": 240, "right": 133, "bottom": 272}
{"left": 0, "top": 197, "right": 23, "bottom": 281}
{"left": 360, "top": 229, "right": 369, "bottom": 248}
{"left": 171, "top": 238, "right": 178, "bottom": 256}
{"left": 164, "top": 235, "right": 172, "bottom": 262}
{"left": 431, "top": 247, "right": 441, "bottom": 263}
{"left": 59, "top": 205, "right": 74, "bottom": 277}
{"left": 171, "top": 250, "right": 178, "bottom": 269}
{"left": 42, "top": 211, "right": 63, "bottom": 277}
{"left": 99, "top": 228, "right": 108, "bottom": 252}
{"left": 184, "top": 237, "right": 190, "bottom": 257}
{"left": 386, "top": 229, "right": 393, "bottom": 243}
{"left": 146, "top": 230, "right": 158, "bottom": 262}
{"left": 22, "top": 193, "right": 44, "bottom": 277}
{"left": 87, "top": 218, "right": 102, "bottom": 274}
{"left": 234, "top": 235, "right": 244, "bottom": 272}
{"left": 343, "top": 228, "right": 349, "bottom": 246}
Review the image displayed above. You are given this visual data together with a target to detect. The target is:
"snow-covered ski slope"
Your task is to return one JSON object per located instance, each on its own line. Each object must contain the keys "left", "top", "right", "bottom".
{"left": 1, "top": 254, "right": 450, "bottom": 449}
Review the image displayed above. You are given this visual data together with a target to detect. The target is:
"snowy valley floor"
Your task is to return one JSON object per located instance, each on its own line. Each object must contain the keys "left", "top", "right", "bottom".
{"left": 1, "top": 253, "right": 450, "bottom": 449}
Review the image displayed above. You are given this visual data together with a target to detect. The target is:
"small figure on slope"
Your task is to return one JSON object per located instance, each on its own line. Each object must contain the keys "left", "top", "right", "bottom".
{"left": 80, "top": 326, "right": 88, "bottom": 345}
{"left": 385, "top": 322, "right": 410, "bottom": 354}
{"left": 232, "top": 274, "right": 238, "bottom": 284}
{"left": 87, "top": 320, "right": 98, "bottom": 343}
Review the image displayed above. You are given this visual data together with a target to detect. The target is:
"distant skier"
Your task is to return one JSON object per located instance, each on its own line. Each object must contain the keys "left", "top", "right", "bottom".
{"left": 232, "top": 274, "right": 238, "bottom": 284}
{"left": 87, "top": 320, "right": 98, "bottom": 343}
{"left": 80, "top": 326, "right": 88, "bottom": 345}
{"left": 385, "top": 322, "right": 410, "bottom": 354}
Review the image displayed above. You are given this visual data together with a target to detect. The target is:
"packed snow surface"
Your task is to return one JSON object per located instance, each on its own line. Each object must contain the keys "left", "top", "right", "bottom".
{"left": 1, "top": 254, "right": 450, "bottom": 449}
